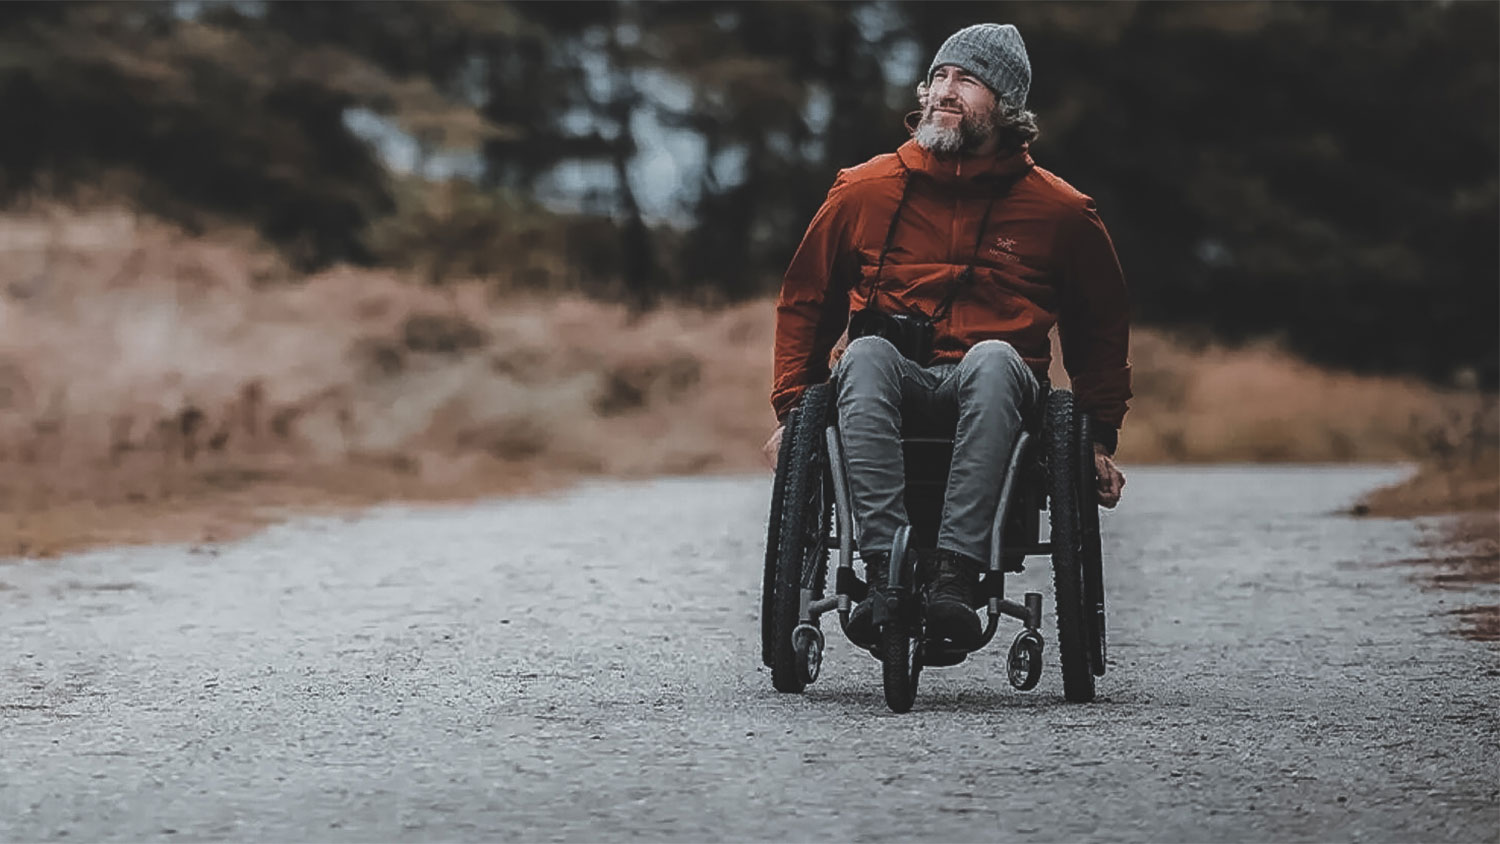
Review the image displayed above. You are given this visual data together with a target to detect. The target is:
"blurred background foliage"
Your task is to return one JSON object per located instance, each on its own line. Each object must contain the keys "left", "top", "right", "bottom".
{"left": 0, "top": 0, "right": 1495, "bottom": 386}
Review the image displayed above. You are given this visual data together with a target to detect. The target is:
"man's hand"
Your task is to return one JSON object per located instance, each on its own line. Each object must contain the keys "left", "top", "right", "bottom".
{"left": 762, "top": 425, "right": 785, "bottom": 471}
{"left": 1093, "top": 442, "right": 1124, "bottom": 508}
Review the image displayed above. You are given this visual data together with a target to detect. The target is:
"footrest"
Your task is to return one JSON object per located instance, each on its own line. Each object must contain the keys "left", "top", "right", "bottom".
{"left": 919, "top": 641, "right": 969, "bottom": 668}
{"left": 837, "top": 568, "right": 868, "bottom": 601}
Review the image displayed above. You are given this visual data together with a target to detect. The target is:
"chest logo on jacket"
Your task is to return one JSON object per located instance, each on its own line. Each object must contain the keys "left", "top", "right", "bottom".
{"left": 988, "top": 235, "right": 1021, "bottom": 264}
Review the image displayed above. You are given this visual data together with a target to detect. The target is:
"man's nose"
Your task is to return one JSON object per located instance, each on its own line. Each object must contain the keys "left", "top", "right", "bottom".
{"left": 931, "top": 76, "right": 962, "bottom": 104}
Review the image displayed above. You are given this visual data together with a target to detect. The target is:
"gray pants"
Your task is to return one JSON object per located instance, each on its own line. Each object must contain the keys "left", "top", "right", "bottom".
{"left": 833, "top": 336, "right": 1040, "bottom": 566}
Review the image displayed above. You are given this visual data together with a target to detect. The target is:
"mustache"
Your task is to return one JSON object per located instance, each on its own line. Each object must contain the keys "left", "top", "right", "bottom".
{"left": 924, "top": 99, "right": 966, "bottom": 118}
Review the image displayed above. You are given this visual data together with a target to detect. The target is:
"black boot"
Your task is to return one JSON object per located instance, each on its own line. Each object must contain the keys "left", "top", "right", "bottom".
{"left": 925, "top": 550, "right": 982, "bottom": 647}
{"left": 845, "top": 553, "right": 888, "bottom": 649}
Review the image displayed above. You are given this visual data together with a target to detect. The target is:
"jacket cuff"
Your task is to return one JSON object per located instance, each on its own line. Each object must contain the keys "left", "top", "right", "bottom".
{"left": 1090, "top": 423, "right": 1118, "bottom": 456}
{"left": 771, "top": 388, "right": 804, "bottom": 425}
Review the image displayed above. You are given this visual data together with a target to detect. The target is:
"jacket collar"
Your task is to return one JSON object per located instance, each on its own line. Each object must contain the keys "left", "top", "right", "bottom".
{"left": 896, "top": 115, "right": 1034, "bottom": 185}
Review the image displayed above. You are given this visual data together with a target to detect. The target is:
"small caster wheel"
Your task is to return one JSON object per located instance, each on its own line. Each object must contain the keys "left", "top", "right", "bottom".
{"left": 1007, "top": 630, "right": 1044, "bottom": 691}
{"left": 881, "top": 622, "right": 921, "bottom": 713}
{"left": 792, "top": 624, "right": 825, "bottom": 684}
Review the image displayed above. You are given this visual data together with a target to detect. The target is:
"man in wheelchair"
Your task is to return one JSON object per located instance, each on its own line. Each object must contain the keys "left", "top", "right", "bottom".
{"left": 766, "top": 24, "right": 1130, "bottom": 657}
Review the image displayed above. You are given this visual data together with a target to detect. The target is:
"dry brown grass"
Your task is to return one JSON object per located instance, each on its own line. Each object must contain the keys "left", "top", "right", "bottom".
{"left": 0, "top": 206, "right": 1494, "bottom": 557}
{"left": 0, "top": 206, "right": 775, "bottom": 555}
{"left": 1093, "top": 331, "right": 1493, "bottom": 464}
{"left": 1358, "top": 461, "right": 1500, "bottom": 519}
{"left": 1356, "top": 379, "right": 1494, "bottom": 530}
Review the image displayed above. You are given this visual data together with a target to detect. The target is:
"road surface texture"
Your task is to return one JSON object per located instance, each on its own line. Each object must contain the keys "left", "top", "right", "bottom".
{"left": 2, "top": 466, "right": 1496, "bottom": 842}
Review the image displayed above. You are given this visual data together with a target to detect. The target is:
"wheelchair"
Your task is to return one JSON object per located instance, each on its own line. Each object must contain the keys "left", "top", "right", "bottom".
{"left": 759, "top": 374, "right": 1108, "bottom": 713}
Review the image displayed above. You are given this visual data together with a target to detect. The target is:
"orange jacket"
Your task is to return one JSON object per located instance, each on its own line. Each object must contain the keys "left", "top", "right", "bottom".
{"left": 772, "top": 139, "right": 1132, "bottom": 445}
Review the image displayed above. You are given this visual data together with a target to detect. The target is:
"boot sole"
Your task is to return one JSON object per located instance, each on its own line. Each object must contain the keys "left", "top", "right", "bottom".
{"left": 925, "top": 600, "right": 982, "bottom": 648}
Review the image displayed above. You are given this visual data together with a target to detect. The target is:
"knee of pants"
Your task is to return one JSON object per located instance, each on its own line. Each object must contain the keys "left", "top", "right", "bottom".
{"left": 836, "top": 336, "right": 904, "bottom": 395}
{"left": 958, "top": 339, "right": 1027, "bottom": 379}
{"left": 955, "top": 340, "right": 1035, "bottom": 406}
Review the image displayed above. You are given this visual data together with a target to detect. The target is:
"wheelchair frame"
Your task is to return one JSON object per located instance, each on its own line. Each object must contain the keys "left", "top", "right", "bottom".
{"left": 761, "top": 380, "right": 1107, "bottom": 712}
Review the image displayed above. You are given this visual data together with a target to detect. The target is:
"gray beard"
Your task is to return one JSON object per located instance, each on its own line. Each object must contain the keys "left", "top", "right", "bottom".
{"left": 913, "top": 106, "right": 997, "bottom": 156}
{"left": 913, "top": 121, "right": 965, "bottom": 156}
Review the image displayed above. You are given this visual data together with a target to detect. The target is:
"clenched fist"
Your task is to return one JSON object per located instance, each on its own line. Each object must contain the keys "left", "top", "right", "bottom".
{"left": 1093, "top": 442, "right": 1124, "bottom": 508}
{"left": 762, "top": 425, "right": 784, "bottom": 470}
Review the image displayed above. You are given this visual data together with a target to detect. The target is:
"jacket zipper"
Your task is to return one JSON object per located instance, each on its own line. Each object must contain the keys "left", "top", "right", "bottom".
{"left": 950, "top": 158, "right": 963, "bottom": 264}
{"left": 948, "top": 161, "right": 963, "bottom": 329}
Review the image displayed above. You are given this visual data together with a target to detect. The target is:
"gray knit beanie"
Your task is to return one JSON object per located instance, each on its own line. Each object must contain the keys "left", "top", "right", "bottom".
{"left": 927, "top": 23, "right": 1031, "bottom": 109}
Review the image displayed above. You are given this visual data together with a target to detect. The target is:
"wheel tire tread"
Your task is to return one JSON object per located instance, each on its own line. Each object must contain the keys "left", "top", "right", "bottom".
{"left": 761, "top": 414, "right": 795, "bottom": 667}
{"left": 770, "top": 385, "right": 831, "bottom": 693}
{"left": 1047, "top": 390, "right": 1096, "bottom": 703}
{"left": 1076, "top": 413, "right": 1107, "bottom": 677}
{"left": 881, "top": 623, "right": 916, "bottom": 713}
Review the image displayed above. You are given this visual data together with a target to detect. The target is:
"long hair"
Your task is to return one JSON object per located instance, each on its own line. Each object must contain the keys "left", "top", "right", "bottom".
{"left": 915, "top": 80, "right": 1040, "bottom": 152}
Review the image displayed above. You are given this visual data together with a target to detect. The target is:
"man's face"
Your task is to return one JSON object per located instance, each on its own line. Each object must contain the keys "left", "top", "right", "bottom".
{"left": 914, "top": 65, "right": 1000, "bottom": 156}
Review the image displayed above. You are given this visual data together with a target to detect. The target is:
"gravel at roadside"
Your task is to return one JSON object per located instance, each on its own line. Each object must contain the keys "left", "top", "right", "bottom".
{"left": 1, "top": 466, "right": 1495, "bottom": 842}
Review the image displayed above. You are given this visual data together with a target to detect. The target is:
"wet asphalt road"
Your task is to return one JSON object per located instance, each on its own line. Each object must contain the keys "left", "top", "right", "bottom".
{"left": 1, "top": 466, "right": 1497, "bottom": 842}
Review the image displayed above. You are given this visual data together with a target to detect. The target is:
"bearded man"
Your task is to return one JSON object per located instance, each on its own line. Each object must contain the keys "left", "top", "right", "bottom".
{"left": 765, "top": 23, "right": 1131, "bottom": 649}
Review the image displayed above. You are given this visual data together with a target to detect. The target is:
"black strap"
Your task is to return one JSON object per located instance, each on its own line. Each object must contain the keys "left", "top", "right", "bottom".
{"left": 868, "top": 161, "right": 1029, "bottom": 324}
{"left": 868, "top": 170, "right": 913, "bottom": 306}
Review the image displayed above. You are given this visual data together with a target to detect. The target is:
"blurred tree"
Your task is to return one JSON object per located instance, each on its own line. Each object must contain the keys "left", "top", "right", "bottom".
{"left": 0, "top": 1, "right": 1492, "bottom": 384}
{"left": 0, "top": 2, "right": 400, "bottom": 267}
{"left": 892, "top": 1, "right": 1498, "bottom": 385}
{"left": 642, "top": 1, "right": 907, "bottom": 301}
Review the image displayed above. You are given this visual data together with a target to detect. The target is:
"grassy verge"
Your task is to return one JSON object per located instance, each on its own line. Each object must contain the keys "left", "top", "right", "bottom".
{"left": 0, "top": 207, "right": 1494, "bottom": 557}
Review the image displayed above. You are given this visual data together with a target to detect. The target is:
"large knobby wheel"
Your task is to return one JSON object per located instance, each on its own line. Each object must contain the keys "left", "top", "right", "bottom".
{"left": 1046, "top": 390, "right": 1096, "bottom": 703}
{"left": 1077, "top": 413, "right": 1108, "bottom": 677}
{"left": 761, "top": 413, "right": 795, "bottom": 668}
{"left": 769, "top": 384, "right": 831, "bottom": 693}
